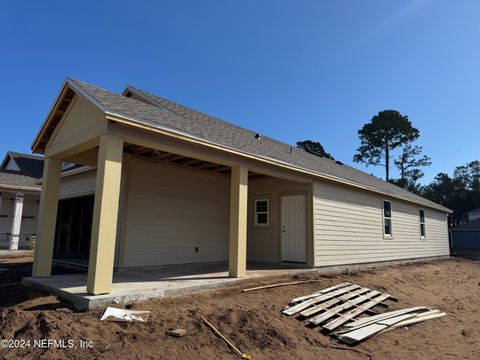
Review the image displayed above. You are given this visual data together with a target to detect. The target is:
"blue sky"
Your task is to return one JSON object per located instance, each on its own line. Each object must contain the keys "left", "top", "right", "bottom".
{"left": 1, "top": 0, "right": 478, "bottom": 183}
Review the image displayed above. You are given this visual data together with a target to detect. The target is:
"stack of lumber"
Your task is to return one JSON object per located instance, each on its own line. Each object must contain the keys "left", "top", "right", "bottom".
{"left": 283, "top": 283, "right": 445, "bottom": 344}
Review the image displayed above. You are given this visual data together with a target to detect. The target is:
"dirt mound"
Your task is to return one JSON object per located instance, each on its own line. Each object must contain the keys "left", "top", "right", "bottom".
{"left": 1, "top": 258, "right": 480, "bottom": 359}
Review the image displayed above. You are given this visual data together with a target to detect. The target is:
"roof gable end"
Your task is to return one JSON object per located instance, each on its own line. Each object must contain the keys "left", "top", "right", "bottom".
{"left": 31, "top": 78, "right": 452, "bottom": 213}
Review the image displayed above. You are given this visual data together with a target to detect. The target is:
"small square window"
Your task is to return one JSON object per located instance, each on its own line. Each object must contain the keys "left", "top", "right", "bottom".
{"left": 256, "top": 201, "right": 268, "bottom": 213}
{"left": 257, "top": 213, "right": 268, "bottom": 224}
{"left": 254, "top": 199, "right": 269, "bottom": 227}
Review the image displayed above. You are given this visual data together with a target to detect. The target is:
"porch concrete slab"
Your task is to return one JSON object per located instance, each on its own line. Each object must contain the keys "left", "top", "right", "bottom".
{"left": 0, "top": 249, "right": 33, "bottom": 258}
{"left": 22, "top": 262, "right": 313, "bottom": 310}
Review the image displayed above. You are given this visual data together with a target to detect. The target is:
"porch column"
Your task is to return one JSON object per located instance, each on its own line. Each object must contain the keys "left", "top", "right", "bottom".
{"left": 9, "top": 193, "right": 24, "bottom": 251}
{"left": 228, "top": 165, "right": 248, "bottom": 278}
{"left": 87, "top": 134, "right": 123, "bottom": 295}
{"left": 32, "top": 157, "right": 62, "bottom": 277}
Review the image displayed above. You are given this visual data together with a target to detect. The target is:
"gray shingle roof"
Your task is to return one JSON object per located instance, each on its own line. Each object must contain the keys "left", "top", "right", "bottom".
{"left": 0, "top": 170, "right": 41, "bottom": 190}
{"left": 0, "top": 152, "right": 43, "bottom": 190}
{"left": 68, "top": 78, "right": 450, "bottom": 213}
{"left": 5, "top": 151, "right": 44, "bottom": 179}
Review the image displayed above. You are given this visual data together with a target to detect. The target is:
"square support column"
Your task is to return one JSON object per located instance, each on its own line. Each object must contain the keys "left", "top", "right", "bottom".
{"left": 87, "top": 134, "right": 123, "bottom": 295}
{"left": 228, "top": 165, "right": 248, "bottom": 278}
{"left": 32, "top": 157, "right": 62, "bottom": 277}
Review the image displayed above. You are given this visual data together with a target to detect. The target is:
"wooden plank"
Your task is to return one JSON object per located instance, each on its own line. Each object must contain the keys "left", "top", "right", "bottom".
{"left": 200, "top": 315, "right": 251, "bottom": 359}
{"left": 309, "top": 290, "right": 380, "bottom": 325}
{"left": 290, "top": 282, "right": 352, "bottom": 304}
{"left": 181, "top": 158, "right": 204, "bottom": 166}
{"left": 283, "top": 284, "right": 360, "bottom": 316}
{"left": 379, "top": 310, "right": 446, "bottom": 334}
{"left": 300, "top": 287, "right": 370, "bottom": 318}
{"left": 134, "top": 147, "right": 153, "bottom": 155}
{"left": 322, "top": 293, "right": 391, "bottom": 331}
{"left": 337, "top": 306, "right": 429, "bottom": 332}
{"left": 153, "top": 151, "right": 175, "bottom": 159}
{"left": 338, "top": 313, "right": 418, "bottom": 344}
{"left": 242, "top": 280, "right": 323, "bottom": 293}
{"left": 168, "top": 155, "right": 188, "bottom": 162}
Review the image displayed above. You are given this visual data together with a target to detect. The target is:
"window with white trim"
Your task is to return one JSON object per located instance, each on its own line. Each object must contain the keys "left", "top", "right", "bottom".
{"left": 254, "top": 199, "right": 269, "bottom": 227}
{"left": 383, "top": 200, "right": 392, "bottom": 237}
{"left": 419, "top": 209, "right": 426, "bottom": 238}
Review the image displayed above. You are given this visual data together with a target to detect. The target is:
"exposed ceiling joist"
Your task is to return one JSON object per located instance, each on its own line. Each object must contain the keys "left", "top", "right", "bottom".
{"left": 214, "top": 166, "right": 230, "bottom": 172}
{"left": 123, "top": 143, "right": 232, "bottom": 176}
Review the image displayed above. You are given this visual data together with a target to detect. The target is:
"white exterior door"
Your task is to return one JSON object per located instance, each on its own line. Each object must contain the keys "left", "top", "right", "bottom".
{"left": 281, "top": 195, "right": 306, "bottom": 262}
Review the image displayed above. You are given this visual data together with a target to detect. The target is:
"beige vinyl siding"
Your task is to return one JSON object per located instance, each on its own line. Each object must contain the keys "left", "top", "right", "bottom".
{"left": 59, "top": 170, "right": 96, "bottom": 199}
{"left": 248, "top": 176, "right": 311, "bottom": 263}
{"left": 121, "top": 158, "right": 230, "bottom": 267}
{"left": 313, "top": 181, "right": 449, "bottom": 266}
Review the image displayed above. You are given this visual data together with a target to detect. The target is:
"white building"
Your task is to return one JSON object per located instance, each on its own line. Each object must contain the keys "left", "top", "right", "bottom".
{"left": 468, "top": 208, "right": 480, "bottom": 221}
{"left": 0, "top": 152, "right": 42, "bottom": 250}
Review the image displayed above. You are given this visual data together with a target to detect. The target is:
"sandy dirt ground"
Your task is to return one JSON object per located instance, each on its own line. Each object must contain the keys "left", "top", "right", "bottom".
{"left": 0, "top": 256, "right": 479, "bottom": 360}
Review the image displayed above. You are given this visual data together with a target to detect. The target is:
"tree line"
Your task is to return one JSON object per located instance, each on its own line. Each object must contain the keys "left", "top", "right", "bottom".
{"left": 297, "top": 110, "right": 479, "bottom": 226}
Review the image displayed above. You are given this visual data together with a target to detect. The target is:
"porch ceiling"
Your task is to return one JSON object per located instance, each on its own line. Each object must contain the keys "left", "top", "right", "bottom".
{"left": 123, "top": 143, "right": 264, "bottom": 178}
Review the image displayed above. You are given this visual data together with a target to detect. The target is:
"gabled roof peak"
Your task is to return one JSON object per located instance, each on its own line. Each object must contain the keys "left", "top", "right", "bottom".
{"left": 31, "top": 78, "right": 451, "bottom": 213}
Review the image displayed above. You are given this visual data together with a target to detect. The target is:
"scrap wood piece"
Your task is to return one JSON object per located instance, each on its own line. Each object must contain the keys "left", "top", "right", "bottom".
{"left": 336, "top": 306, "right": 430, "bottom": 333}
{"left": 100, "top": 307, "right": 150, "bottom": 322}
{"left": 337, "top": 309, "right": 446, "bottom": 344}
{"left": 300, "top": 287, "right": 370, "bottom": 318}
{"left": 337, "top": 313, "right": 419, "bottom": 344}
{"left": 242, "top": 279, "right": 323, "bottom": 293}
{"left": 322, "top": 293, "right": 391, "bottom": 331}
{"left": 283, "top": 284, "right": 361, "bottom": 316}
{"left": 290, "top": 282, "right": 352, "bottom": 303}
{"left": 200, "top": 315, "right": 251, "bottom": 359}
{"left": 309, "top": 290, "right": 381, "bottom": 325}
{"left": 379, "top": 309, "right": 446, "bottom": 334}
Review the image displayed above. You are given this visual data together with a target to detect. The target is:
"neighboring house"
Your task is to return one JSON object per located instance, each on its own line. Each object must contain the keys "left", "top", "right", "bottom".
{"left": 0, "top": 152, "right": 43, "bottom": 250}
{"left": 468, "top": 208, "right": 480, "bottom": 221}
{"left": 30, "top": 78, "right": 451, "bottom": 295}
{"left": 450, "top": 219, "right": 480, "bottom": 256}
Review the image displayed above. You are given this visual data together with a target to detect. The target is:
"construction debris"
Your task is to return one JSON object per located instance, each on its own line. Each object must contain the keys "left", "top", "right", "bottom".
{"left": 335, "top": 308, "right": 447, "bottom": 344}
{"left": 242, "top": 279, "right": 323, "bottom": 292}
{"left": 168, "top": 328, "right": 188, "bottom": 338}
{"left": 100, "top": 307, "right": 150, "bottom": 322}
{"left": 283, "top": 283, "right": 445, "bottom": 344}
{"left": 200, "top": 314, "right": 251, "bottom": 359}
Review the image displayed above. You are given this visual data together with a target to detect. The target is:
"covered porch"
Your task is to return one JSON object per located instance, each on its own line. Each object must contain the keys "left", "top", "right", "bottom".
{"left": 30, "top": 81, "right": 315, "bottom": 301}
{"left": 24, "top": 261, "right": 313, "bottom": 310}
